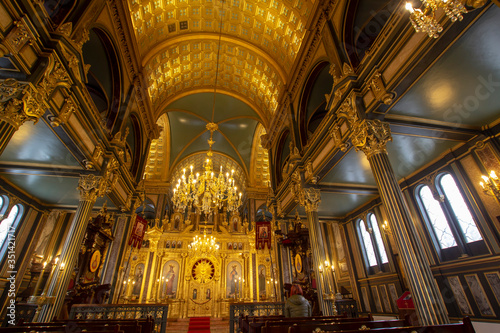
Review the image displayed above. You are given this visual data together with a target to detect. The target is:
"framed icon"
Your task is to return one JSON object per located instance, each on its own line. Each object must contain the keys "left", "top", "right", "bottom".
{"left": 295, "top": 253, "right": 302, "bottom": 273}
{"left": 89, "top": 250, "right": 101, "bottom": 272}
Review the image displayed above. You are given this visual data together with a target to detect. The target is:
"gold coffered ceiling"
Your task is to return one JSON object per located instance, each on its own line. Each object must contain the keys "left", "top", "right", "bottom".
{"left": 128, "top": 0, "right": 313, "bottom": 115}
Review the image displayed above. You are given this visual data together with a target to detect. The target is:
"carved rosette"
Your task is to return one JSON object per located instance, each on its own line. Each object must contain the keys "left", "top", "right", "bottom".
{"left": 299, "top": 187, "right": 321, "bottom": 213}
{"left": 351, "top": 119, "right": 392, "bottom": 159}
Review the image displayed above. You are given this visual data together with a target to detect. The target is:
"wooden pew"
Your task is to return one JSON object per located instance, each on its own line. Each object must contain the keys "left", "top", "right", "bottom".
{"left": 287, "top": 319, "right": 409, "bottom": 333}
{"left": 0, "top": 325, "right": 123, "bottom": 333}
{"left": 248, "top": 315, "right": 373, "bottom": 333}
{"left": 17, "top": 317, "right": 153, "bottom": 333}
{"left": 240, "top": 314, "right": 349, "bottom": 333}
{"left": 317, "top": 317, "right": 476, "bottom": 333}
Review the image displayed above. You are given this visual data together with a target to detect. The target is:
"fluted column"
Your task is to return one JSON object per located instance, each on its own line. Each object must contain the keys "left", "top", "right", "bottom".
{"left": 37, "top": 174, "right": 109, "bottom": 322}
{"left": 298, "top": 188, "right": 334, "bottom": 315}
{"left": 351, "top": 119, "right": 449, "bottom": 325}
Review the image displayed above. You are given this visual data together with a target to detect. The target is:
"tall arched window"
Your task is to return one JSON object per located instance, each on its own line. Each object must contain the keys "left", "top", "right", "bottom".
{"left": 358, "top": 214, "right": 389, "bottom": 272}
{"left": 417, "top": 172, "right": 486, "bottom": 260}
{"left": 0, "top": 202, "right": 24, "bottom": 258}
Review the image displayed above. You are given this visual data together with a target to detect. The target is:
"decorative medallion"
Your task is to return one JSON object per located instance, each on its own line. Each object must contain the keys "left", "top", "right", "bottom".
{"left": 192, "top": 258, "right": 215, "bottom": 283}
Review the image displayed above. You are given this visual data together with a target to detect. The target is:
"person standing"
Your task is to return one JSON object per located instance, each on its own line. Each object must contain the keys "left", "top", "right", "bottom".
{"left": 285, "top": 284, "right": 311, "bottom": 317}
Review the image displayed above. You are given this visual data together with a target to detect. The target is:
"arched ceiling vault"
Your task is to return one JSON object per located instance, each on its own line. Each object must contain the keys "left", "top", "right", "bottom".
{"left": 131, "top": 0, "right": 318, "bottom": 191}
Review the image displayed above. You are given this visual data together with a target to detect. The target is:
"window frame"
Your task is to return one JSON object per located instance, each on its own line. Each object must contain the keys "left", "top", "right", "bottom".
{"left": 415, "top": 172, "right": 487, "bottom": 261}
{"left": 357, "top": 213, "right": 390, "bottom": 274}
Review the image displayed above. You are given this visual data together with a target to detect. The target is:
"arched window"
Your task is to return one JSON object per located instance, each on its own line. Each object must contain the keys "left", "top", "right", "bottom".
{"left": 358, "top": 213, "right": 389, "bottom": 274}
{"left": 417, "top": 172, "right": 485, "bottom": 260}
{"left": 0, "top": 203, "right": 24, "bottom": 258}
{"left": 369, "top": 214, "right": 389, "bottom": 264}
{"left": 359, "top": 219, "right": 377, "bottom": 267}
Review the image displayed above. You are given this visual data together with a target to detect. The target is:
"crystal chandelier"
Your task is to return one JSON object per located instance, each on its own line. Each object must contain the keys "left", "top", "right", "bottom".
{"left": 188, "top": 228, "right": 220, "bottom": 257}
{"left": 405, "top": 1, "right": 467, "bottom": 38}
{"left": 171, "top": 0, "right": 242, "bottom": 217}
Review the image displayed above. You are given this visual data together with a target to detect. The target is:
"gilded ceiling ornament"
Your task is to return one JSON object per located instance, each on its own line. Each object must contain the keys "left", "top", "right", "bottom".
{"left": 351, "top": 119, "right": 392, "bottom": 159}
{"left": 56, "top": 22, "right": 73, "bottom": 37}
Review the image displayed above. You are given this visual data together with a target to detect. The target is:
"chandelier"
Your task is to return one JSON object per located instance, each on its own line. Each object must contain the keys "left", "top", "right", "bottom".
{"left": 405, "top": 1, "right": 467, "bottom": 38}
{"left": 188, "top": 228, "right": 220, "bottom": 257}
{"left": 171, "top": 0, "right": 242, "bottom": 217}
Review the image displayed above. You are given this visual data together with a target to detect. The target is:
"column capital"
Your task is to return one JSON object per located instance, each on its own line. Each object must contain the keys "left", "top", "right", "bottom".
{"left": 351, "top": 119, "right": 392, "bottom": 159}
{"left": 0, "top": 79, "right": 41, "bottom": 129}
{"left": 78, "top": 174, "right": 105, "bottom": 202}
{"left": 299, "top": 187, "right": 321, "bottom": 213}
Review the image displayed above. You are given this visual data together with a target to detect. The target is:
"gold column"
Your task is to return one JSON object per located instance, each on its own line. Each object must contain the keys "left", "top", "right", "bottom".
{"left": 37, "top": 174, "right": 109, "bottom": 322}
{"left": 351, "top": 119, "right": 449, "bottom": 325}
{"left": 298, "top": 188, "right": 334, "bottom": 315}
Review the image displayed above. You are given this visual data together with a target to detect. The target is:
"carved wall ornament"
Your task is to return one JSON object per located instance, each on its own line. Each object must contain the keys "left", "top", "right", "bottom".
{"left": 49, "top": 98, "right": 76, "bottom": 127}
{"left": 2, "top": 20, "right": 33, "bottom": 56}
{"left": 56, "top": 22, "right": 73, "bottom": 37}
{"left": 329, "top": 125, "right": 348, "bottom": 152}
{"left": 336, "top": 92, "right": 359, "bottom": 126}
{"left": 421, "top": 173, "right": 445, "bottom": 202}
{"left": 369, "top": 70, "right": 396, "bottom": 105}
{"left": 351, "top": 119, "right": 392, "bottom": 159}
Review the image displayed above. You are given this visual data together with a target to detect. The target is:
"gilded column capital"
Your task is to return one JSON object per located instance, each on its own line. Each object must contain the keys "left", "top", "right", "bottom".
{"left": 351, "top": 119, "right": 392, "bottom": 159}
{"left": 299, "top": 187, "right": 321, "bottom": 213}
{"left": 78, "top": 174, "right": 105, "bottom": 202}
{"left": 0, "top": 79, "right": 38, "bottom": 129}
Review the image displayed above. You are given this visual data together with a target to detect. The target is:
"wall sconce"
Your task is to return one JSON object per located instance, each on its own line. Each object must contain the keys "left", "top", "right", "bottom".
{"left": 59, "top": 262, "right": 65, "bottom": 271}
{"left": 382, "top": 220, "right": 392, "bottom": 236}
{"left": 318, "top": 264, "right": 323, "bottom": 274}
{"left": 480, "top": 170, "right": 500, "bottom": 201}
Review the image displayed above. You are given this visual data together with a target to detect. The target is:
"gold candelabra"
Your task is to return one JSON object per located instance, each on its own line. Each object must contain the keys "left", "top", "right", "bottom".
{"left": 188, "top": 227, "right": 220, "bottom": 257}
{"left": 480, "top": 170, "right": 500, "bottom": 201}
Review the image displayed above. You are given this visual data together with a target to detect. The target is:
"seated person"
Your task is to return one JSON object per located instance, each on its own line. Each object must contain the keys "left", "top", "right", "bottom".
{"left": 285, "top": 284, "right": 312, "bottom": 317}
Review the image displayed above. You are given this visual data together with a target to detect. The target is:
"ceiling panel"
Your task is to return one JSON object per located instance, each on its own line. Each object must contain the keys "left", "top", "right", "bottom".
{"left": 389, "top": 5, "right": 500, "bottom": 126}
{"left": 321, "top": 148, "right": 375, "bottom": 186}
{"left": 0, "top": 120, "right": 81, "bottom": 168}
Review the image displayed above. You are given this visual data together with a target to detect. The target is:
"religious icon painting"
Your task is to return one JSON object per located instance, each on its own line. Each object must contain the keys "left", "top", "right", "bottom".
{"left": 132, "top": 263, "right": 144, "bottom": 296}
{"left": 226, "top": 261, "right": 242, "bottom": 298}
{"left": 238, "top": 242, "right": 243, "bottom": 250}
{"left": 162, "top": 260, "right": 179, "bottom": 298}
{"left": 177, "top": 240, "right": 182, "bottom": 248}
{"left": 228, "top": 243, "right": 233, "bottom": 250}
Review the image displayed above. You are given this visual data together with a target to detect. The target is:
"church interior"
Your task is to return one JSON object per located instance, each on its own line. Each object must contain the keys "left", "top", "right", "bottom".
{"left": 1, "top": 0, "right": 500, "bottom": 331}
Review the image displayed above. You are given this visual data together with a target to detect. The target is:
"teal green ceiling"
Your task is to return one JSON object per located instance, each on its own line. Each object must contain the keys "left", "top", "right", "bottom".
{"left": 389, "top": 6, "right": 500, "bottom": 126}
{"left": 386, "top": 134, "right": 460, "bottom": 179}
{"left": 166, "top": 93, "right": 260, "bottom": 123}
{"left": 321, "top": 148, "right": 375, "bottom": 185}
{"left": 0, "top": 120, "right": 81, "bottom": 167}
{"left": 168, "top": 111, "right": 208, "bottom": 164}
{"left": 295, "top": 192, "right": 378, "bottom": 218}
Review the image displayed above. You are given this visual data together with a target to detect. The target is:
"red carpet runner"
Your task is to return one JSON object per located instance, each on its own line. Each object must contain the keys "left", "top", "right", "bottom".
{"left": 188, "top": 317, "right": 211, "bottom": 333}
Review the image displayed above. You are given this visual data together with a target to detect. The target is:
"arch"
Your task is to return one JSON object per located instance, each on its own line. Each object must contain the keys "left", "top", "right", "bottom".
{"left": 82, "top": 28, "right": 122, "bottom": 131}
{"left": 135, "top": 197, "right": 156, "bottom": 221}
{"left": 255, "top": 204, "right": 272, "bottom": 222}
{"left": 298, "top": 61, "right": 332, "bottom": 148}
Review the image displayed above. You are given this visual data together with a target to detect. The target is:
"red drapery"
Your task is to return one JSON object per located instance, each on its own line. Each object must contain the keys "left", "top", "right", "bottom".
{"left": 128, "top": 215, "right": 147, "bottom": 249}
{"left": 256, "top": 221, "right": 271, "bottom": 250}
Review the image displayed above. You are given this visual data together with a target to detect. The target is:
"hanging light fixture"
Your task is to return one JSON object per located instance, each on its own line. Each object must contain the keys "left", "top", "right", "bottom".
{"left": 405, "top": 1, "right": 468, "bottom": 38}
{"left": 188, "top": 228, "right": 220, "bottom": 257}
{"left": 172, "top": 0, "right": 242, "bottom": 219}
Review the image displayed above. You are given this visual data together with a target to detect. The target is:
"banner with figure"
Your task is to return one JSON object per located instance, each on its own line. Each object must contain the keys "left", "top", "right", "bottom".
{"left": 256, "top": 221, "right": 271, "bottom": 250}
{"left": 129, "top": 215, "right": 147, "bottom": 249}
